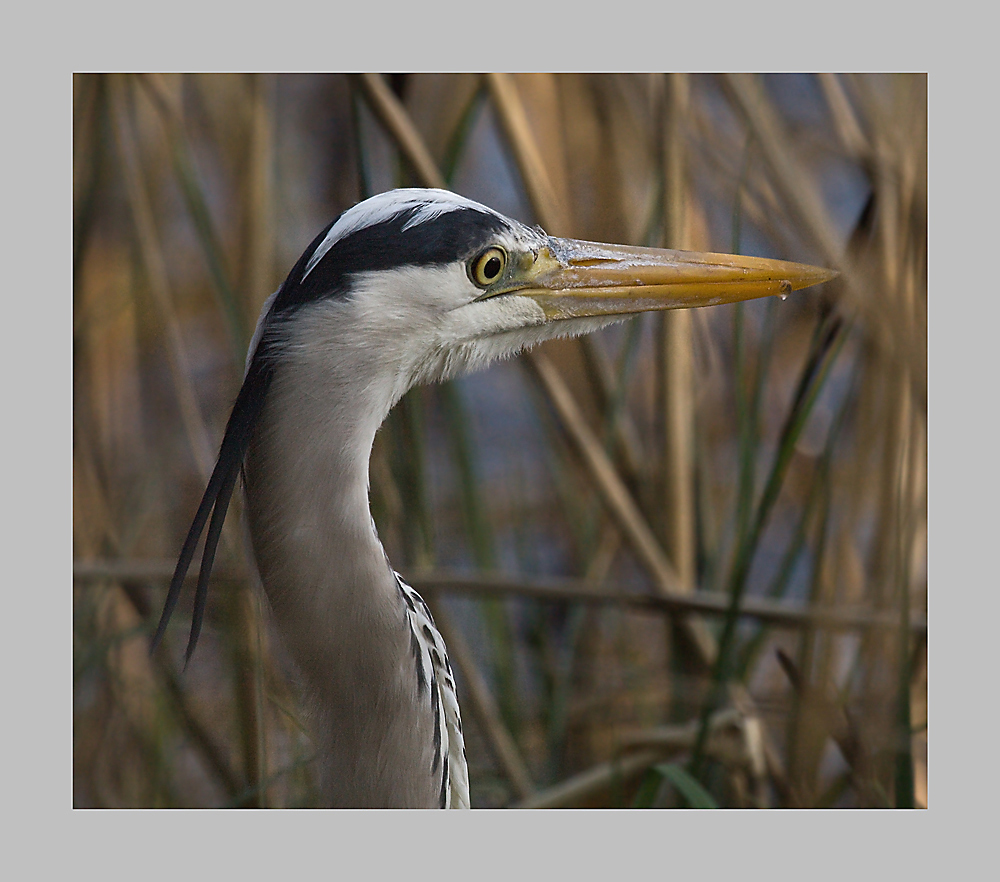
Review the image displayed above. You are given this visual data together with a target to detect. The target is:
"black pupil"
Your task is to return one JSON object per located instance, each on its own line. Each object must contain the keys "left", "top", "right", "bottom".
{"left": 483, "top": 255, "right": 501, "bottom": 279}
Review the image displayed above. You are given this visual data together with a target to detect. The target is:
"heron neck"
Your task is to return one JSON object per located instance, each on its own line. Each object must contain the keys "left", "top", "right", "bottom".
{"left": 243, "top": 355, "right": 447, "bottom": 806}
{"left": 243, "top": 354, "right": 403, "bottom": 683}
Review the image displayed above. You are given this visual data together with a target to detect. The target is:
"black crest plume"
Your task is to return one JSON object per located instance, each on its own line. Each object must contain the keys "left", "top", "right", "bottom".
{"left": 149, "top": 354, "right": 273, "bottom": 664}
{"left": 149, "top": 217, "right": 341, "bottom": 662}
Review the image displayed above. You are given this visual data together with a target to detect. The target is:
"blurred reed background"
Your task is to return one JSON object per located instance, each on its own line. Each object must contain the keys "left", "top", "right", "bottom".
{"left": 72, "top": 72, "right": 926, "bottom": 808}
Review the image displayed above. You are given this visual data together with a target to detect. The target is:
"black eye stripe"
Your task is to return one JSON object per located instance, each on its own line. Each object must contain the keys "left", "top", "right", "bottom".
{"left": 273, "top": 207, "right": 513, "bottom": 314}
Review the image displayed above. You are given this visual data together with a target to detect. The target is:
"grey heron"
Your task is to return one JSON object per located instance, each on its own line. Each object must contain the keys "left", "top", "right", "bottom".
{"left": 152, "top": 188, "right": 835, "bottom": 808}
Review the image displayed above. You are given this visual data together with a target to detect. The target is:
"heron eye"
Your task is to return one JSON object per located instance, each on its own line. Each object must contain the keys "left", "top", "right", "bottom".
{"left": 470, "top": 247, "right": 507, "bottom": 287}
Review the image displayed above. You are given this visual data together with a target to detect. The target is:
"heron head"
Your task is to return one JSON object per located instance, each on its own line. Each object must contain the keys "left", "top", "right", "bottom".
{"left": 250, "top": 188, "right": 835, "bottom": 409}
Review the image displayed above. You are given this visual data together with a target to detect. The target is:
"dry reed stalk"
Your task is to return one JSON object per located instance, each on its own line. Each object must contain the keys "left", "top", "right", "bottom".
{"left": 516, "top": 748, "right": 662, "bottom": 808}
{"left": 74, "top": 559, "right": 928, "bottom": 635}
{"left": 222, "top": 72, "right": 278, "bottom": 808}
{"left": 516, "top": 708, "right": 748, "bottom": 808}
{"left": 575, "top": 325, "right": 646, "bottom": 483}
{"left": 108, "top": 75, "right": 217, "bottom": 482}
{"left": 402, "top": 73, "right": 481, "bottom": 168}
{"left": 355, "top": 73, "right": 447, "bottom": 190}
{"left": 817, "top": 73, "right": 872, "bottom": 162}
{"left": 659, "top": 73, "right": 696, "bottom": 591}
{"left": 722, "top": 74, "right": 847, "bottom": 270}
{"left": 485, "top": 73, "right": 570, "bottom": 236}
{"left": 430, "top": 603, "right": 535, "bottom": 801}
{"left": 526, "top": 354, "right": 717, "bottom": 671}
{"left": 244, "top": 74, "right": 278, "bottom": 325}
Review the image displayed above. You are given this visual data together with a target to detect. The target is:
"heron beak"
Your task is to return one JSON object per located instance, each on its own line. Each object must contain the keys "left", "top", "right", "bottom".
{"left": 516, "top": 237, "right": 837, "bottom": 320}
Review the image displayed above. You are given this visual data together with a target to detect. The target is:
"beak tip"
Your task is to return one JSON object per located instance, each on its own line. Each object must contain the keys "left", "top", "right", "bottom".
{"left": 792, "top": 265, "right": 839, "bottom": 291}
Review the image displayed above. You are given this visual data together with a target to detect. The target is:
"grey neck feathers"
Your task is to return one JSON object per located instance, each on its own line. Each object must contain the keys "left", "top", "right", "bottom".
{"left": 243, "top": 319, "right": 440, "bottom": 806}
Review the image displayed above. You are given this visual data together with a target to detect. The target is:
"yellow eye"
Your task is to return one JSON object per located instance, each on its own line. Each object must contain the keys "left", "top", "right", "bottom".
{"left": 470, "top": 247, "right": 507, "bottom": 287}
